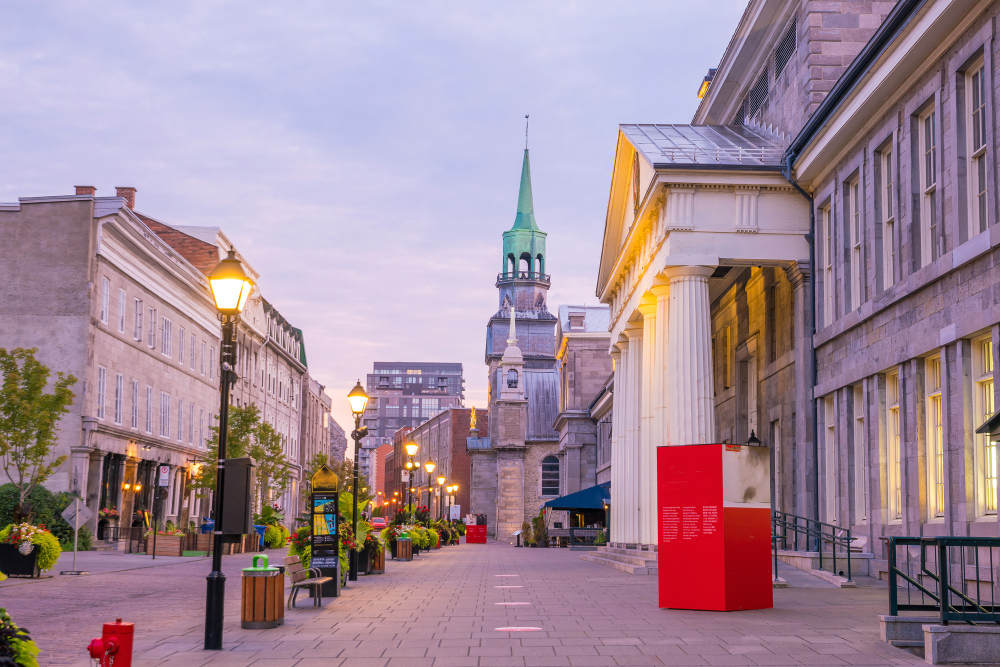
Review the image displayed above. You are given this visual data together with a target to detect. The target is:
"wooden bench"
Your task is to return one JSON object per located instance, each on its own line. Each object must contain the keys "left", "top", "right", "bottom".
{"left": 283, "top": 555, "right": 333, "bottom": 608}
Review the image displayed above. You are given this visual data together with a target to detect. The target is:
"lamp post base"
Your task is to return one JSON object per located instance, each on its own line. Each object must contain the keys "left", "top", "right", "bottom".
{"left": 204, "top": 569, "right": 226, "bottom": 650}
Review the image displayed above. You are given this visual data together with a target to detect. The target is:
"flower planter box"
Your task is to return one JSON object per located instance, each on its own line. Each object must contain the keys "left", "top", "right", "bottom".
{"left": 151, "top": 535, "right": 184, "bottom": 557}
{"left": 369, "top": 548, "right": 385, "bottom": 574}
{"left": 389, "top": 539, "right": 397, "bottom": 559}
{"left": 0, "top": 543, "right": 41, "bottom": 578}
{"left": 357, "top": 547, "right": 371, "bottom": 574}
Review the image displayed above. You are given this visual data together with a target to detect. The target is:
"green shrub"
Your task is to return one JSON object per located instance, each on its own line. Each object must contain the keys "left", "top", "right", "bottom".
{"left": 521, "top": 520, "right": 532, "bottom": 544}
{"left": 426, "top": 528, "right": 439, "bottom": 548}
{"left": 264, "top": 525, "right": 283, "bottom": 549}
{"left": 455, "top": 521, "right": 466, "bottom": 536}
{"left": 0, "top": 607, "right": 40, "bottom": 667}
{"left": 593, "top": 531, "right": 607, "bottom": 546}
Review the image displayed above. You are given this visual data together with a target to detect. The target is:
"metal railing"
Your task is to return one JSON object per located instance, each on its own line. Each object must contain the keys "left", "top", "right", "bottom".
{"left": 772, "top": 511, "right": 853, "bottom": 582}
{"left": 496, "top": 271, "right": 551, "bottom": 284}
{"left": 887, "top": 536, "right": 1000, "bottom": 626}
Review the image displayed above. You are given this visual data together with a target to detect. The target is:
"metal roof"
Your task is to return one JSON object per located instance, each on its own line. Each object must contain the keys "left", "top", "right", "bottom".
{"left": 621, "top": 124, "right": 786, "bottom": 168}
{"left": 524, "top": 370, "right": 560, "bottom": 441}
{"left": 558, "top": 305, "right": 610, "bottom": 334}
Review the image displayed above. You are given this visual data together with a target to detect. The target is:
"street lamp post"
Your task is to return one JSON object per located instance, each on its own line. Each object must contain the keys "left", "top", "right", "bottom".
{"left": 404, "top": 441, "right": 418, "bottom": 520}
{"left": 436, "top": 476, "right": 446, "bottom": 520}
{"left": 204, "top": 250, "right": 254, "bottom": 651}
{"left": 347, "top": 381, "right": 370, "bottom": 582}
{"left": 424, "top": 459, "right": 435, "bottom": 519}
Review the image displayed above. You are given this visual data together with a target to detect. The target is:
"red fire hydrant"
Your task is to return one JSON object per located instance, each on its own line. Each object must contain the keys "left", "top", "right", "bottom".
{"left": 87, "top": 618, "right": 133, "bottom": 667}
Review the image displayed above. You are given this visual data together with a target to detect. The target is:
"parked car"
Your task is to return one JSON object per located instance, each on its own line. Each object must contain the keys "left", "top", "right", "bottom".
{"left": 370, "top": 517, "right": 387, "bottom": 530}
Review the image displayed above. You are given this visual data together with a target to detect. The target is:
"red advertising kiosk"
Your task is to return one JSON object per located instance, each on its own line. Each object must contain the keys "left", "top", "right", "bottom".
{"left": 656, "top": 442, "right": 772, "bottom": 611}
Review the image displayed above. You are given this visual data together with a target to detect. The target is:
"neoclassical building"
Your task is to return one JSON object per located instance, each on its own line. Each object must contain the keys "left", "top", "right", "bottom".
{"left": 598, "top": 0, "right": 1000, "bottom": 573}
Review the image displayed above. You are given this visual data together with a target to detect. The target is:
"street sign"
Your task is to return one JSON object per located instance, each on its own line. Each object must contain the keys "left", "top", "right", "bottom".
{"left": 401, "top": 470, "right": 410, "bottom": 482}
{"left": 60, "top": 498, "right": 93, "bottom": 527}
{"left": 449, "top": 505, "right": 461, "bottom": 521}
{"left": 59, "top": 498, "right": 92, "bottom": 575}
{"left": 158, "top": 465, "right": 170, "bottom": 486}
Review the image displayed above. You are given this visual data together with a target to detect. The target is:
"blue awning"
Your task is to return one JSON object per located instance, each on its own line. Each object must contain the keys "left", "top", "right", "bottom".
{"left": 544, "top": 482, "right": 610, "bottom": 510}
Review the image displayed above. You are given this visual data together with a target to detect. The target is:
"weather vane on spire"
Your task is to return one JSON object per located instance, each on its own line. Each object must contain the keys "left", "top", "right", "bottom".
{"left": 525, "top": 114, "right": 529, "bottom": 150}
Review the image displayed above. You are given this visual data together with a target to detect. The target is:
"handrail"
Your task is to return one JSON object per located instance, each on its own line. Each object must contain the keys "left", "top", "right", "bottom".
{"left": 771, "top": 511, "right": 852, "bottom": 582}
{"left": 496, "top": 271, "right": 551, "bottom": 284}
{"left": 886, "top": 535, "right": 1000, "bottom": 626}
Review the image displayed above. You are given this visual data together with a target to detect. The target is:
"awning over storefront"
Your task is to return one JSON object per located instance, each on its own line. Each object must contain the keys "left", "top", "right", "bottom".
{"left": 975, "top": 411, "right": 1000, "bottom": 438}
{"left": 544, "top": 482, "right": 610, "bottom": 511}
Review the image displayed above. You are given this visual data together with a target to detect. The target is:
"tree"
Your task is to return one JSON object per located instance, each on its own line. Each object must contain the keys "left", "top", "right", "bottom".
{"left": 0, "top": 348, "right": 76, "bottom": 522}
{"left": 188, "top": 404, "right": 291, "bottom": 514}
{"left": 328, "top": 458, "right": 372, "bottom": 519}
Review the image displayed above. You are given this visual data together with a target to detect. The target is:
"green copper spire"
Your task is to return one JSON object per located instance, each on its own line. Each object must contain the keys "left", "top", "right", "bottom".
{"left": 510, "top": 149, "right": 539, "bottom": 231}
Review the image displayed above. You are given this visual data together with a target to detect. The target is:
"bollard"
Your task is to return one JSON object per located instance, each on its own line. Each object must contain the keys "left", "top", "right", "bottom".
{"left": 87, "top": 618, "right": 134, "bottom": 667}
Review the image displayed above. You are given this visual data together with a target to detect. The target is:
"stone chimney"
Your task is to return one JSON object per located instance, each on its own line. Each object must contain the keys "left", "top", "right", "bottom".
{"left": 115, "top": 186, "right": 137, "bottom": 210}
{"left": 74, "top": 185, "right": 96, "bottom": 196}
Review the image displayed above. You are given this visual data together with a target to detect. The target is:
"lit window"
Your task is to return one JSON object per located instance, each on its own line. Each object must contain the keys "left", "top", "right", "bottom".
{"left": 969, "top": 61, "right": 989, "bottom": 236}
{"left": 974, "top": 338, "right": 996, "bottom": 514}
{"left": 886, "top": 371, "right": 902, "bottom": 520}
{"left": 880, "top": 147, "right": 895, "bottom": 288}
{"left": 919, "top": 108, "right": 938, "bottom": 266}
{"left": 926, "top": 356, "right": 944, "bottom": 518}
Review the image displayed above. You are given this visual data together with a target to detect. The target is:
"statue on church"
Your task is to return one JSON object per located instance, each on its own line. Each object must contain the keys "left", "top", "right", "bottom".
{"left": 470, "top": 406, "right": 477, "bottom": 431}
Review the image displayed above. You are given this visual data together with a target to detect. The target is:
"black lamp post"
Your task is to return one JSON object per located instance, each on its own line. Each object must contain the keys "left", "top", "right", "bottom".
{"left": 436, "top": 476, "right": 446, "bottom": 520}
{"left": 347, "top": 381, "right": 370, "bottom": 582}
{"left": 404, "top": 441, "right": 418, "bottom": 520}
{"left": 204, "top": 250, "right": 254, "bottom": 651}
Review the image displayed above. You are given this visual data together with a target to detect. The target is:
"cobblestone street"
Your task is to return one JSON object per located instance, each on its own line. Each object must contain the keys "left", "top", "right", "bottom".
{"left": 2, "top": 541, "right": 931, "bottom": 667}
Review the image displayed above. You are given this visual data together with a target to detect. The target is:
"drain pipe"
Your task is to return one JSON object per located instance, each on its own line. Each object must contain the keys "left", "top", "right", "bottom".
{"left": 782, "top": 153, "right": 820, "bottom": 545}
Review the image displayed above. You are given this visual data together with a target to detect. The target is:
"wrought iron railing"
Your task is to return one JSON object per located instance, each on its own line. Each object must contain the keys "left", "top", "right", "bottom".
{"left": 496, "top": 271, "right": 550, "bottom": 284}
{"left": 886, "top": 536, "right": 1000, "bottom": 626}
{"left": 772, "top": 511, "right": 853, "bottom": 582}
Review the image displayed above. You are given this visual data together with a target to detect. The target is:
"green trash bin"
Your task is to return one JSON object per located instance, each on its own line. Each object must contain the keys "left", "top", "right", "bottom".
{"left": 241, "top": 554, "right": 284, "bottom": 629}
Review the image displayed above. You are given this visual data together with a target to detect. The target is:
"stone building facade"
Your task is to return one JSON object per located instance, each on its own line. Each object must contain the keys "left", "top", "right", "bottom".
{"left": 300, "top": 375, "right": 332, "bottom": 494}
{"left": 554, "top": 305, "right": 612, "bottom": 498}
{"left": 0, "top": 190, "right": 222, "bottom": 535}
{"left": 596, "top": 0, "right": 1000, "bottom": 569}
{"left": 329, "top": 418, "right": 348, "bottom": 462}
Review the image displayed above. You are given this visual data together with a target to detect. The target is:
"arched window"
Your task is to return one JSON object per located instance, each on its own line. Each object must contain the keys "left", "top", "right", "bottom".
{"left": 507, "top": 253, "right": 516, "bottom": 275}
{"left": 541, "top": 456, "right": 560, "bottom": 496}
{"left": 536, "top": 253, "right": 544, "bottom": 275}
{"left": 519, "top": 252, "right": 532, "bottom": 274}
{"left": 507, "top": 368, "right": 518, "bottom": 388}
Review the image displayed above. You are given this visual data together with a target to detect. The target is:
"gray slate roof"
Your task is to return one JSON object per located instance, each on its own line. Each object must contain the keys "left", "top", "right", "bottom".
{"left": 558, "top": 305, "right": 610, "bottom": 334}
{"left": 525, "top": 370, "right": 560, "bottom": 441}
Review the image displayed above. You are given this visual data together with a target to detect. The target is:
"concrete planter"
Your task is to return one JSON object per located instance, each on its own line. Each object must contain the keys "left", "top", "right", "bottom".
{"left": 924, "top": 623, "right": 1000, "bottom": 664}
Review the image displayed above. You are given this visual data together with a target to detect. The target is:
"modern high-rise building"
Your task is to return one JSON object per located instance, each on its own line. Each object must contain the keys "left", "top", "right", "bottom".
{"left": 357, "top": 362, "right": 464, "bottom": 482}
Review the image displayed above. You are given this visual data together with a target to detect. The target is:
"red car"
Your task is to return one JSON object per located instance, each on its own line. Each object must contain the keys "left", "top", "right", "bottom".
{"left": 370, "top": 517, "right": 387, "bottom": 530}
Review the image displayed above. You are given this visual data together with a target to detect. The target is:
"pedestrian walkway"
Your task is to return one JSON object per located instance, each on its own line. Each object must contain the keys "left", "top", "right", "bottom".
{"left": 5, "top": 541, "right": 932, "bottom": 666}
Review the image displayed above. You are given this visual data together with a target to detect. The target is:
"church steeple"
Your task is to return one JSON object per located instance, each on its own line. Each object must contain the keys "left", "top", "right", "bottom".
{"left": 510, "top": 149, "right": 539, "bottom": 232}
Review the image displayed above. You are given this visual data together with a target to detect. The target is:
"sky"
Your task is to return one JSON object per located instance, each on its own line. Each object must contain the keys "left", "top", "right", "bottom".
{"left": 0, "top": 0, "right": 747, "bottom": 437}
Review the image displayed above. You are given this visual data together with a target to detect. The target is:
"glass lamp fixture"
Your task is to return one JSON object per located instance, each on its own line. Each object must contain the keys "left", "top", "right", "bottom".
{"left": 347, "top": 381, "right": 369, "bottom": 416}
{"left": 425, "top": 459, "right": 436, "bottom": 474}
{"left": 404, "top": 441, "right": 418, "bottom": 457}
{"left": 208, "top": 250, "right": 254, "bottom": 314}
{"left": 437, "top": 476, "right": 446, "bottom": 486}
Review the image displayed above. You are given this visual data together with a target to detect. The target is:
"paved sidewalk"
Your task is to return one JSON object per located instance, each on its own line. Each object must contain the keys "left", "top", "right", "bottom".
{"left": 4, "top": 541, "right": 935, "bottom": 666}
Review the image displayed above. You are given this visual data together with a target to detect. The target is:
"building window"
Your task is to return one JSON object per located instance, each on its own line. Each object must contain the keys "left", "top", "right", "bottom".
{"left": 188, "top": 404, "right": 194, "bottom": 444}
{"left": 541, "top": 455, "right": 560, "bottom": 497}
{"left": 177, "top": 398, "right": 183, "bottom": 442}
{"left": 853, "top": 385, "right": 867, "bottom": 523}
{"left": 974, "top": 337, "right": 996, "bottom": 514}
{"left": 160, "top": 392, "right": 170, "bottom": 437}
{"left": 117, "top": 289, "right": 126, "bottom": 332}
{"left": 133, "top": 299, "right": 143, "bottom": 340}
{"left": 161, "top": 318, "right": 172, "bottom": 357}
{"left": 131, "top": 379, "right": 139, "bottom": 429}
{"left": 199, "top": 408, "right": 205, "bottom": 448}
{"left": 147, "top": 307, "right": 157, "bottom": 348}
{"left": 926, "top": 356, "right": 944, "bottom": 518}
{"left": 821, "top": 204, "right": 834, "bottom": 325}
{"left": 178, "top": 327, "right": 185, "bottom": 364}
{"left": 96, "top": 366, "right": 107, "bottom": 420}
{"left": 100, "top": 277, "right": 110, "bottom": 324}
{"left": 968, "top": 60, "right": 988, "bottom": 236}
{"left": 209, "top": 347, "right": 216, "bottom": 380}
{"left": 724, "top": 325, "right": 733, "bottom": 389}
{"left": 919, "top": 108, "right": 938, "bottom": 266}
{"left": 145, "top": 386, "right": 153, "bottom": 434}
{"left": 880, "top": 147, "right": 895, "bottom": 288}
{"left": 824, "top": 395, "right": 836, "bottom": 523}
{"left": 507, "top": 369, "right": 518, "bottom": 388}
{"left": 886, "top": 371, "right": 902, "bottom": 520}
{"left": 847, "top": 177, "right": 862, "bottom": 310}
{"left": 114, "top": 373, "right": 123, "bottom": 425}
{"left": 189, "top": 334, "right": 196, "bottom": 370}
{"left": 200, "top": 341, "right": 206, "bottom": 375}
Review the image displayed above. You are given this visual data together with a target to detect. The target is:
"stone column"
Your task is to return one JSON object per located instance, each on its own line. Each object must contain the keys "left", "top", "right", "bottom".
{"left": 638, "top": 298, "right": 658, "bottom": 546}
{"left": 665, "top": 266, "right": 716, "bottom": 445}
{"left": 614, "top": 338, "right": 630, "bottom": 544}
{"left": 784, "top": 261, "right": 814, "bottom": 519}
{"left": 624, "top": 324, "right": 643, "bottom": 546}
{"left": 609, "top": 346, "right": 622, "bottom": 545}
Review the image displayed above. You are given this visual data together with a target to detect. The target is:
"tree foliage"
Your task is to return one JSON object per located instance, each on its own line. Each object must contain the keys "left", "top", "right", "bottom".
{"left": 327, "top": 457, "right": 372, "bottom": 511}
{"left": 0, "top": 348, "right": 76, "bottom": 520}
{"left": 188, "top": 404, "right": 291, "bottom": 512}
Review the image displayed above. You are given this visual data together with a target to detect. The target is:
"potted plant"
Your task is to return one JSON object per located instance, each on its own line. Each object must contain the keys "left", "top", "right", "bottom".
{"left": 521, "top": 520, "right": 533, "bottom": 547}
{"left": 147, "top": 527, "right": 185, "bottom": 556}
{"left": 364, "top": 530, "right": 385, "bottom": 574}
{"left": 533, "top": 512, "right": 548, "bottom": 548}
{"left": 0, "top": 523, "right": 61, "bottom": 577}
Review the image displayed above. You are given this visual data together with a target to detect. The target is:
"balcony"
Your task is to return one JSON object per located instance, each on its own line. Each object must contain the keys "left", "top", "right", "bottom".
{"left": 496, "top": 271, "right": 550, "bottom": 286}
